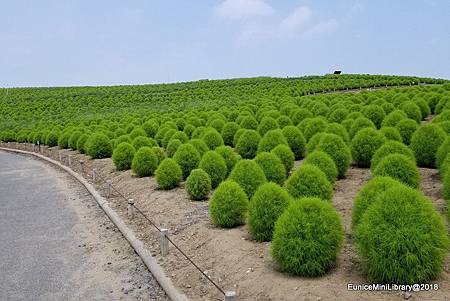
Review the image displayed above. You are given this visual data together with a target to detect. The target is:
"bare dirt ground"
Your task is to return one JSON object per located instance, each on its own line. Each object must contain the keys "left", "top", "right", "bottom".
{"left": 6, "top": 142, "right": 450, "bottom": 301}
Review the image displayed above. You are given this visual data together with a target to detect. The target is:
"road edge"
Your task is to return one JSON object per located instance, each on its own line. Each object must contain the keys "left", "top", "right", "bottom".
{"left": 0, "top": 147, "right": 189, "bottom": 301}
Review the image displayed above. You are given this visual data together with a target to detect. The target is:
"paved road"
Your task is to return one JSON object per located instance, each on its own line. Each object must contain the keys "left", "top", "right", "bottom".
{"left": 0, "top": 151, "right": 168, "bottom": 301}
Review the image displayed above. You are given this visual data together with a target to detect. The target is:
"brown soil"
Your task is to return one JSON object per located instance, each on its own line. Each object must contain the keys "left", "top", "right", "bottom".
{"left": 7, "top": 142, "right": 450, "bottom": 301}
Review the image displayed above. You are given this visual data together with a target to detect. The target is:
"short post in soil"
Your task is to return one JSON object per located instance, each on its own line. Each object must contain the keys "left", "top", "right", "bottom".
{"left": 80, "top": 160, "right": 84, "bottom": 174}
{"left": 160, "top": 229, "right": 169, "bottom": 256}
{"left": 225, "top": 291, "right": 237, "bottom": 301}
{"left": 58, "top": 151, "right": 62, "bottom": 162}
{"left": 105, "top": 180, "right": 112, "bottom": 198}
{"left": 92, "top": 168, "right": 97, "bottom": 182}
{"left": 68, "top": 155, "right": 72, "bottom": 166}
{"left": 127, "top": 199, "right": 135, "bottom": 219}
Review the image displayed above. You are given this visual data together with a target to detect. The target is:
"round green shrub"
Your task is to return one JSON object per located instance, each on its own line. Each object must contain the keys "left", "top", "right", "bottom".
{"left": 58, "top": 132, "right": 71, "bottom": 149}
{"left": 112, "top": 142, "right": 136, "bottom": 170}
{"left": 114, "top": 134, "right": 132, "bottom": 148}
{"left": 85, "top": 133, "right": 112, "bottom": 159}
{"left": 380, "top": 126, "right": 402, "bottom": 142}
{"left": 349, "top": 117, "right": 376, "bottom": 139}
{"left": 254, "top": 152, "right": 286, "bottom": 185}
{"left": 282, "top": 126, "right": 306, "bottom": 159}
{"left": 371, "top": 140, "right": 415, "bottom": 170}
{"left": 257, "top": 117, "right": 279, "bottom": 136}
{"left": 166, "top": 139, "right": 182, "bottom": 157}
{"left": 161, "top": 129, "right": 177, "bottom": 148}
{"left": 183, "top": 124, "right": 195, "bottom": 138}
{"left": 277, "top": 115, "right": 293, "bottom": 128}
{"left": 186, "top": 169, "right": 211, "bottom": 201}
{"left": 410, "top": 124, "right": 447, "bottom": 167}
{"left": 381, "top": 110, "right": 408, "bottom": 128}
{"left": 76, "top": 134, "right": 89, "bottom": 153}
{"left": 248, "top": 183, "right": 291, "bottom": 242}
{"left": 131, "top": 146, "right": 158, "bottom": 177}
{"left": 303, "top": 117, "right": 327, "bottom": 141}
{"left": 436, "top": 136, "right": 450, "bottom": 168}
{"left": 129, "top": 127, "right": 147, "bottom": 139}
{"left": 239, "top": 115, "right": 258, "bottom": 130}
{"left": 198, "top": 151, "right": 227, "bottom": 188}
{"left": 173, "top": 143, "right": 201, "bottom": 179}
{"left": 355, "top": 185, "right": 449, "bottom": 284}
{"left": 257, "top": 129, "right": 288, "bottom": 153}
{"left": 209, "top": 180, "right": 248, "bottom": 228}
{"left": 373, "top": 154, "right": 420, "bottom": 188}
{"left": 170, "top": 131, "right": 189, "bottom": 144}
{"left": 362, "top": 105, "right": 386, "bottom": 128}
{"left": 221, "top": 122, "right": 240, "bottom": 146}
{"left": 271, "top": 198, "right": 343, "bottom": 276}
{"left": 284, "top": 164, "right": 333, "bottom": 201}
{"left": 414, "top": 98, "right": 431, "bottom": 118}
{"left": 236, "top": 129, "right": 261, "bottom": 159}
{"left": 191, "top": 126, "right": 206, "bottom": 139}
{"left": 155, "top": 158, "right": 182, "bottom": 190}
{"left": 151, "top": 146, "right": 166, "bottom": 164}
{"left": 208, "top": 118, "right": 225, "bottom": 132}
{"left": 315, "top": 134, "right": 351, "bottom": 178}
{"left": 142, "top": 120, "right": 159, "bottom": 137}
{"left": 271, "top": 144, "right": 295, "bottom": 174}
{"left": 68, "top": 131, "right": 82, "bottom": 150}
{"left": 188, "top": 138, "right": 209, "bottom": 156}
{"left": 201, "top": 128, "right": 224, "bottom": 150}
{"left": 325, "top": 123, "right": 349, "bottom": 144}
{"left": 306, "top": 132, "right": 327, "bottom": 154}
{"left": 351, "top": 128, "right": 385, "bottom": 167}
{"left": 400, "top": 101, "right": 422, "bottom": 123}
{"left": 132, "top": 136, "right": 155, "bottom": 150}
{"left": 229, "top": 159, "right": 266, "bottom": 198}
{"left": 396, "top": 119, "right": 418, "bottom": 145}
{"left": 215, "top": 145, "right": 240, "bottom": 175}
{"left": 443, "top": 164, "right": 450, "bottom": 200}
{"left": 351, "top": 176, "right": 402, "bottom": 228}
{"left": 44, "top": 131, "right": 59, "bottom": 147}
{"left": 304, "top": 151, "right": 338, "bottom": 184}
{"left": 328, "top": 108, "right": 349, "bottom": 123}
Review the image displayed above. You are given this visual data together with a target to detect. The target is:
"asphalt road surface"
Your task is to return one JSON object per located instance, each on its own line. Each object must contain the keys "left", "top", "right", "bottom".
{"left": 0, "top": 151, "right": 168, "bottom": 301}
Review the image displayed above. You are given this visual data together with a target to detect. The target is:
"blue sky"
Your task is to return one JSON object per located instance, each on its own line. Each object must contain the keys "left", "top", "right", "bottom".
{"left": 1, "top": 0, "right": 449, "bottom": 87}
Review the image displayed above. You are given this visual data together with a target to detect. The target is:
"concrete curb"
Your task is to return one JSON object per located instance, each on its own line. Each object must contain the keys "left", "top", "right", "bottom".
{"left": 0, "top": 147, "right": 189, "bottom": 301}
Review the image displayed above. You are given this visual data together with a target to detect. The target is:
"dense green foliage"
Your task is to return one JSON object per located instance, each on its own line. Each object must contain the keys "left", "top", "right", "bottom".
{"left": 173, "top": 143, "right": 201, "bottom": 179}
{"left": 209, "top": 180, "right": 248, "bottom": 228}
{"left": 112, "top": 142, "right": 136, "bottom": 170}
{"left": 254, "top": 152, "right": 286, "bottom": 185}
{"left": 198, "top": 151, "right": 227, "bottom": 188}
{"left": 351, "top": 128, "right": 385, "bottom": 167}
{"left": 85, "top": 133, "right": 112, "bottom": 159}
{"left": 186, "top": 169, "right": 211, "bottom": 201}
{"left": 355, "top": 185, "right": 449, "bottom": 284}
{"left": 352, "top": 176, "right": 402, "bottom": 228}
{"left": 131, "top": 147, "right": 159, "bottom": 177}
{"left": 304, "top": 151, "right": 338, "bottom": 184}
{"left": 155, "top": 158, "right": 182, "bottom": 190}
{"left": 229, "top": 159, "right": 267, "bottom": 198}
{"left": 248, "top": 183, "right": 291, "bottom": 242}
{"left": 284, "top": 164, "right": 333, "bottom": 201}
{"left": 271, "top": 198, "right": 343, "bottom": 276}
{"left": 371, "top": 140, "right": 415, "bottom": 170}
{"left": 410, "top": 124, "right": 447, "bottom": 167}
{"left": 373, "top": 154, "right": 420, "bottom": 188}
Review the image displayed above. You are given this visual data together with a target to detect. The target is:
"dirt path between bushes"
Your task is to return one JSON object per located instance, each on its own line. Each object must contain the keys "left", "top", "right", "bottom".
{"left": 7, "top": 142, "right": 446, "bottom": 301}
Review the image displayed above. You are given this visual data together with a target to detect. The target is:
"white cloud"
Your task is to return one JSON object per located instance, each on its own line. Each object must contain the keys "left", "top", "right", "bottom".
{"left": 304, "top": 19, "right": 339, "bottom": 36}
{"left": 280, "top": 6, "right": 338, "bottom": 37}
{"left": 214, "top": 0, "right": 274, "bottom": 20}
{"left": 280, "top": 6, "right": 313, "bottom": 34}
